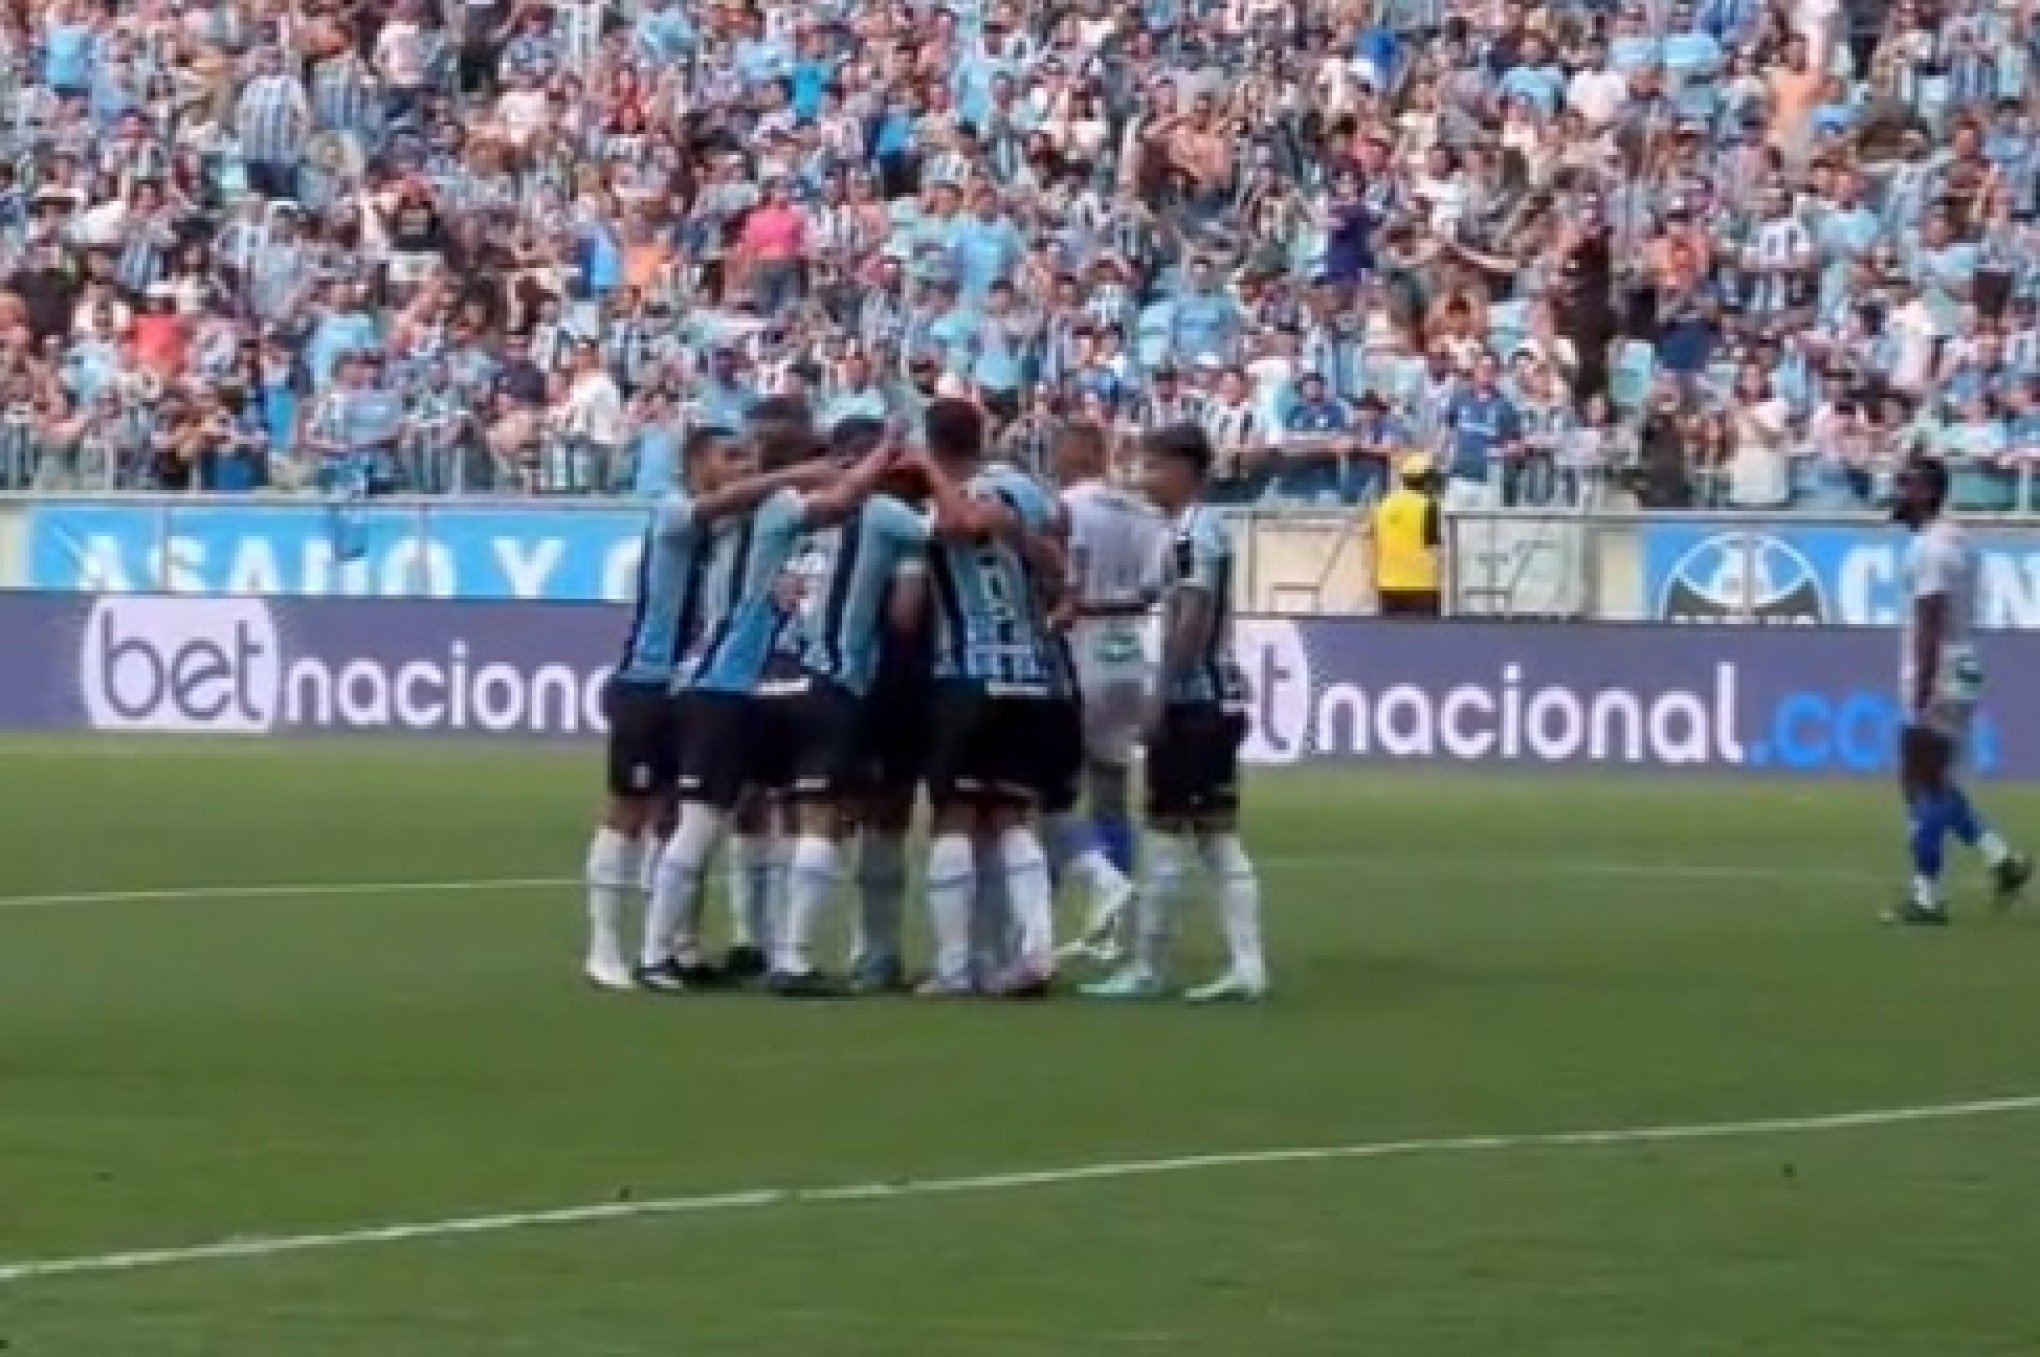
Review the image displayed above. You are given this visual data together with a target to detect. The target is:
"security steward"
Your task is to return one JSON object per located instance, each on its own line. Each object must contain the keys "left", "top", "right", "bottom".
{"left": 1371, "top": 453, "right": 1443, "bottom": 618}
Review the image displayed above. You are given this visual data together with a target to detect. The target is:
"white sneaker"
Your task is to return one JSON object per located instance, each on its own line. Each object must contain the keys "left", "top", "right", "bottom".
{"left": 1183, "top": 969, "right": 1268, "bottom": 1004}
{"left": 1058, "top": 877, "right": 1134, "bottom": 964}
{"left": 583, "top": 953, "right": 634, "bottom": 992}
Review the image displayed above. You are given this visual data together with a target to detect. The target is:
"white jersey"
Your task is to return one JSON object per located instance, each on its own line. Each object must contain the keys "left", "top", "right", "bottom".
{"left": 1062, "top": 478, "right": 1166, "bottom": 611}
{"left": 1060, "top": 478, "right": 1165, "bottom": 766}
{"left": 1901, "top": 518, "right": 1982, "bottom": 714}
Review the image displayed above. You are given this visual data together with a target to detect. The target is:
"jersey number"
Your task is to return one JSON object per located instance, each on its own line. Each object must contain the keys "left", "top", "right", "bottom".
{"left": 978, "top": 545, "right": 1019, "bottom": 625}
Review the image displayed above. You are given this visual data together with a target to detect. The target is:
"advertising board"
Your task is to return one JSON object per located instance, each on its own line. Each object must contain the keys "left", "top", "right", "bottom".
{"left": 1641, "top": 522, "right": 2040, "bottom": 628}
{"left": 3, "top": 594, "right": 2029, "bottom": 778}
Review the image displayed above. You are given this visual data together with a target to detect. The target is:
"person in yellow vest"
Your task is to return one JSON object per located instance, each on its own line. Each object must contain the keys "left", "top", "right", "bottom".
{"left": 1372, "top": 453, "right": 1443, "bottom": 617}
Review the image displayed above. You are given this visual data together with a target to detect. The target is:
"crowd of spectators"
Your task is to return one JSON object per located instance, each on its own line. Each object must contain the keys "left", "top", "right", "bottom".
{"left": 0, "top": 0, "right": 2036, "bottom": 514}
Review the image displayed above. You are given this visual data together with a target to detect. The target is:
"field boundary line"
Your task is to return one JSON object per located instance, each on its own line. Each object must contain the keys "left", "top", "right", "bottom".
{"left": 3, "top": 1092, "right": 2036, "bottom": 1287}
{"left": 0, "top": 876, "right": 573, "bottom": 912}
{"left": 0, "top": 855, "right": 1890, "bottom": 915}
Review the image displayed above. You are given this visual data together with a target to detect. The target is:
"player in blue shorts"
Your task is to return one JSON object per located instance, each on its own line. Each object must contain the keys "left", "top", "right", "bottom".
{"left": 583, "top": 426, "right": 820, "bottom": 992}
{"left": 1085, "top": 423, "right": 1268, "bottom": 1002}
{"left": 908, "top": 398, "right": 1067, "bottom": 997}
{"left": 637, "top": 423, "right": 902, "bottom": 992}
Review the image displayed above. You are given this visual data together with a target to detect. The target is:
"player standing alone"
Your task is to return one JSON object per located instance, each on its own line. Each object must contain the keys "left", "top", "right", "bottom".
{"left": 1887, "top": 455, "right": 2030, "bottom": 926}
{"left": 1085, "top": 423, "right": 1268, "bottom": 1001}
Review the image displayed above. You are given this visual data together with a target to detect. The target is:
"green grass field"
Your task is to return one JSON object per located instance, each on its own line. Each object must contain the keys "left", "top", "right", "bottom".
{"left": 4, "top": 736, "right": 2040, "bottom": 1356}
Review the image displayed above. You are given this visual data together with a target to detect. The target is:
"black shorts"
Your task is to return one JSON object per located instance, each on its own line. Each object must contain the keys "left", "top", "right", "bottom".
{"left": 604, "top": 679, "right": 683, "bottom": 799}
{"left": 865, "top": 667, "right": 932, "bottom": 798}
{"left": 734, "top": 689, "right": 820, "bottom": 797}
{"left": 926, "top": 683, "right": 1050, "bottom": 806}
{"left": 785, "top": 680, "right": 867, "bottom": 800}
{"left": 674, "top": 690, "right": 752, "bottom": 811}
{"left": 1035, "top": 697, "right": 1085, "bottom": 816}
{"left": 1145, "top": 703, "right": 1247, "bottom": 821}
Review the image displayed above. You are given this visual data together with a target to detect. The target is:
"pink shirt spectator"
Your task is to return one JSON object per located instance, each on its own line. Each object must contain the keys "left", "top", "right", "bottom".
{"left": 741, "top": 205, "right": 806, "bottom": 263}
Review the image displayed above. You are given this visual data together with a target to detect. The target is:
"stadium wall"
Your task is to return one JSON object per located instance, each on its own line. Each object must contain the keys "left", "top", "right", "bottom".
{"left": 8, "top": 591, "right": 2038, "bottom": 780}
{"left": 10, "top": 498, "right": 2040, "bottom": 628}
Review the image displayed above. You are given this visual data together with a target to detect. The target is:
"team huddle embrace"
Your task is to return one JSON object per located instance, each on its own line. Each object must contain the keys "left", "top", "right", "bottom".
{"left": 582, "top": 396, "right": 1269, "bottom": 1002}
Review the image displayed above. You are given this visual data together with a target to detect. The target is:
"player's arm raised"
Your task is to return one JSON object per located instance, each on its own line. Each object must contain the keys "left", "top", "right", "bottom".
{"left": 684, "top": 459, "right": 840, "bottom": 531}
{"left": 797, "top": 442, "right": 899, "bottom": 528}
{"left": 912, "top": 452, "right": 1020, "bottom": 543}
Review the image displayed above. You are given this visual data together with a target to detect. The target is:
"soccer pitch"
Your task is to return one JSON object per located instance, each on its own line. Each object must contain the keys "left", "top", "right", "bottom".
{"left": 4, "top": 737, "right": 2039, "bottom": 1356}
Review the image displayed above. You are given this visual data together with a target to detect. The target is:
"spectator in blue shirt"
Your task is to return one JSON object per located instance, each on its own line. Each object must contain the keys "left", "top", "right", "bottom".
{"left": 1271, "top": 371, "right": 1352, "bottom": 503}
{"left": 1443, "top": 355, "right": 1524, "bottom": 509}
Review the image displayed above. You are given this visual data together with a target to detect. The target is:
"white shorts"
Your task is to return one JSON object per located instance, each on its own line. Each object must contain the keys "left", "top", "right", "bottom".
{"left": 1071, "top": 618, "right": 1152, "bottom": 768}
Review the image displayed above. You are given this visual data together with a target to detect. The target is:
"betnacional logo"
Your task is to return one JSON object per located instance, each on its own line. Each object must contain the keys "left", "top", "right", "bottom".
{"left": 77, "top": 597, "right": 609, "bottom": 735}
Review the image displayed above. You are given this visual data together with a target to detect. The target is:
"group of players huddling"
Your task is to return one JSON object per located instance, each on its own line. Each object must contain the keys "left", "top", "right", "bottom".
{"left": 582, "top": 395, "right": 1268, "bottom": 1001}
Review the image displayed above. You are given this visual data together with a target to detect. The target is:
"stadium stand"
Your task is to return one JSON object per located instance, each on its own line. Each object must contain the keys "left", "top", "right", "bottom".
{"left": 0, "top": 0, "right": 2033, "bottom": 516}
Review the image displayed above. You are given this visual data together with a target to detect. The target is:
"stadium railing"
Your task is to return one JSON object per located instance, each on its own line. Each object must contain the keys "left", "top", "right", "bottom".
{"left": 2, "top": 495, "right": 2037, "bottom": 627}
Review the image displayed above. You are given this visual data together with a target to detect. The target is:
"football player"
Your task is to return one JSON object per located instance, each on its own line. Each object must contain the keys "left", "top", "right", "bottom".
{"left": 1886, "top": 455, "right": 2031, "bottom": 925}
{"left": 1085, "top": 423, "right": 1268, "bottom": 1002}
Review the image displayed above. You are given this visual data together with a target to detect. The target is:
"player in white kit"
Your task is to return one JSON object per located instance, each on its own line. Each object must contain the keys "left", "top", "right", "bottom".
{"left": 1053, "top": 422, "right": 1163, "bottom": 957}
{"left": 1888, "top": 456, "right": 2031, "bottom": 925}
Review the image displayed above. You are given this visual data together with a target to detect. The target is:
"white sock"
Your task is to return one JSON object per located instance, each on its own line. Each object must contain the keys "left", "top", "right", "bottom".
{"left": 638, "top": 833, "right": 665, "bottom": 896}
{"left": 926, "top": 833, "right": 975, "bottom": 982}
{"left": 1912, "top": 873, "right": 1943, "bottom": 912}
{"left": 762, "top": 835, "right": 791, "bottom": 955}
{"left": 778, "top": 834, "right": 840, "bottom": 976}
{"left": 1137, "top": 832, "right": 1192, "bottom": 976}
{"left": 726, "top": 834, "right": 765, "bottom": 949}
{"left": 583, "top": 826, "right": 642, "bottom": 965}
{"left": 1200, "top": 834, "right": 1266, "bottom": 986}
{"left": 999, "top": 825, "right": 1055, "bottom": 967}
{"left": 644, "top": 805, "right": 725, "bottom": 967}
{"left": 855, "top": 834, "right": 907, "bottom": 966}
{"left": 1980, "top": 829, "right": 2012, "bottom": 868}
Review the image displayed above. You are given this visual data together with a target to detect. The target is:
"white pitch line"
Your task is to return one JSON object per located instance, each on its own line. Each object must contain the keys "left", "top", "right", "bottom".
{"left": 2, "top": 1092, "right": 2036, "bottom": 1287}
{"left": 0, "top": 876, "right": 574, "bottom": 913}
{"left": 0, "top": 856, "right": 1888, "bottom": 916}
